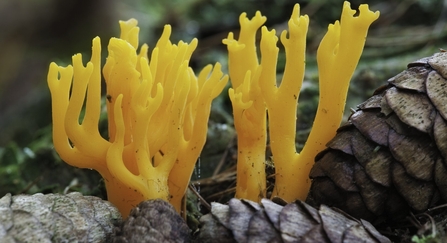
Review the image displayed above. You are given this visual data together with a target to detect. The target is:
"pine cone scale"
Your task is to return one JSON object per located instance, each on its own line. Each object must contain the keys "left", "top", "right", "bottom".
{"left": 354, "top": 164, "right": 387, "bottom": 215}
{"left": 311, "top": 151, "right": 359, "bottom": 192}
{"left": 427, "top": 52, "right": 447, "bottom": 78}
{"left": 351, "top": 110, "right": 390, "bottom": 146}
{"left": 247, "top": 210, "right": 280, "bottom": 242}
{"left": 279, "top": 203, "right": 318, "bottom": 241}
{"left": 228, "top": 199, "right": 257, "bottom": 243}
{"left": 319, "top": 205, "right": 357, "bottom": 243}
{"left": 426, "top": 71, "right": 447, "bottom": 119}
{"left": 260, "top": 198, "right": 283, "bottom": 229}
{"left": 434, "top": 157, "right": 447, "bottom": 201}
{"left": 385, "top": 87, "right": 435, "bottom": 133}
{"left": 326, "top": 125, "right": 356, "bottom": 154}
{"left": 391, "top": 162, "right": 436, "bottom": 211}
{"left": 388, "top": 66, "right": 429, "bottom": 92}
{"left": 388, "top": 129, "right": 436, "bottom": 181}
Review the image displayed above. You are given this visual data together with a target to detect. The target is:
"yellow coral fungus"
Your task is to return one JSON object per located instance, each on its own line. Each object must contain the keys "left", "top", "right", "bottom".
{"left": 223, "top": 12, "right": 268, "bottom": 202}
{"left": 47, "top": 19, "right": 228, "bottom": 217}
{"left": 224, "top": 2, "right": 379, "bottom": 202}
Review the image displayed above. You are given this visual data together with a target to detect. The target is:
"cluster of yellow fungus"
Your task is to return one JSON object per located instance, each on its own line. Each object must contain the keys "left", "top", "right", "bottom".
{"left": 48, "top": 1, "right": 379, "bottom": 217}
{"left": 47, "top": 19, "right": 227, "bottom": 217}
{"left": 224, "top": 1, "right": 379, "bottom": 202}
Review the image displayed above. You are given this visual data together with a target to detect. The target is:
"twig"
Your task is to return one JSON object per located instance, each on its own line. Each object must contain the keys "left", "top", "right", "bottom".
{"left": 188, "top": 184, "right": 211, "bottom": 211}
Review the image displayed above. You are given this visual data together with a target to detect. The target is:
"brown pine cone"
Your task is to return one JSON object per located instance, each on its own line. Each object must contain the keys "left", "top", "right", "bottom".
{"left": 306, "top": 51, "right": 447, "bottom": 224}
{"left": 111, "top": 199, "right": 191, "bottom": 243}
{"left": 196, "top": 198, "right": 390, "bottom": 243}
{"left": 0, "top": 192, "right": 121, "bottom": 242}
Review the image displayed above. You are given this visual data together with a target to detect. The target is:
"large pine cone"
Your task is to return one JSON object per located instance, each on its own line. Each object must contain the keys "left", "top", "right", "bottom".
{"left": 0, "top": 192, "right": 121, "bottom": 242}
{"left": 306, "top": 51, "right": 447, "bottom": 224}
{"left": 197, "top": 198, "right": 390, "bottom": 243}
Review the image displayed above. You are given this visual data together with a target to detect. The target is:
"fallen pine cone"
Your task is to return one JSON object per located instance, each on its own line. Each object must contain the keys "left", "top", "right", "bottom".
{"left": 111, "top": 199, "right": 191, "bottom": 243}
{"left": 196, "top": 198, "right": 391, "bottom": 243}
{"left": 0, "top": 192, "right": 121, "bottom": 242}
{"left": 306, "top": 51, "right": 447, "bottom": 225}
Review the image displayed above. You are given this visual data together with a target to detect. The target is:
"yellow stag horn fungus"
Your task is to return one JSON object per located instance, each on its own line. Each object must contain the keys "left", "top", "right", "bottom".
{"left": 223, "top": 11, "right": 268, "bottom": 202}
{"left": 47, "top": 19, "right": 228, "bottom": 217}
{"left": 283, "top": 1, "right": 379, "bottom": 202}
{"left": 225, "top": 2, "right": 379, "bottom": 203}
